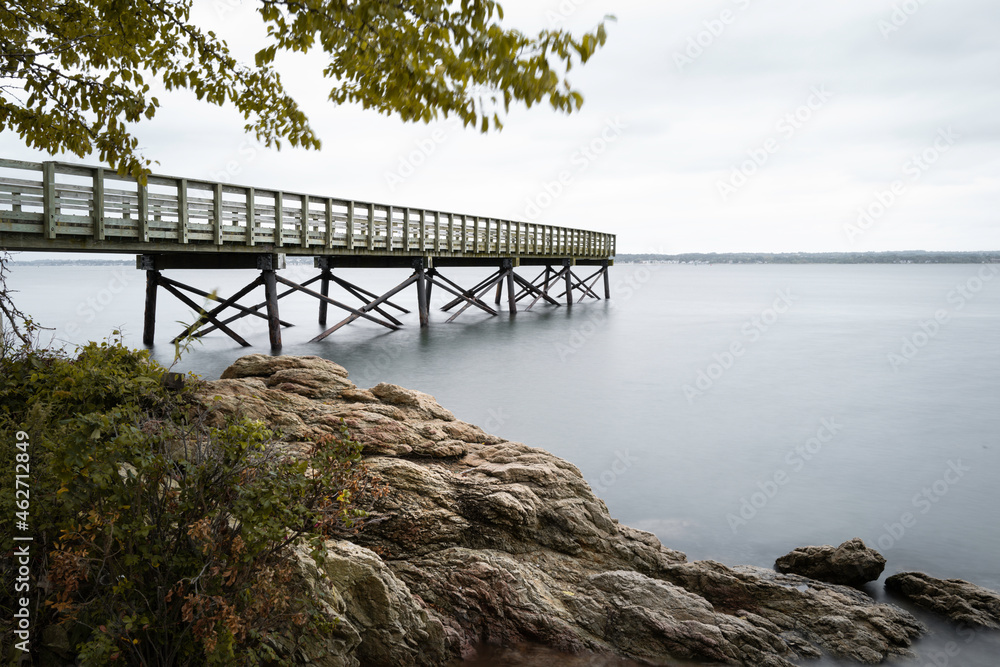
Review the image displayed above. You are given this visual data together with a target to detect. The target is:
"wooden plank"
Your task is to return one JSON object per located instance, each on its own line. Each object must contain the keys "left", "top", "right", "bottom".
{"left": 0, "top": 220, "right": 44, "bottom": 233}
{"left": 92, "top": 168, "right": 105, "bottom": 241}
{"left": 0, "top": 158, "right": 43, "bottom": 171}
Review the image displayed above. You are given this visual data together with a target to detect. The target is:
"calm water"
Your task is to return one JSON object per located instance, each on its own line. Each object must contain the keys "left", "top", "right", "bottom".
{"left": 9, "top": 262, "right": 1000, "bottom": 665}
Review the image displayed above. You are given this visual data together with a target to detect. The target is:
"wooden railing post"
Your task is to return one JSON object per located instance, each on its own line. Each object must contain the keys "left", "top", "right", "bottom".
{"left": 139, "top": 181, "right": 150, "bottom": 242}
{"left": 367, "top": 204, "right": 375, "bottom": 251}
{"left": 403, "top": 208, "right": 410, "bottom": 251}
{"left": 433, "top": 212, "right": 441, "bottom": 252}
{"left": 274, "top": 191, "right": 283, "bottom": 246}
{"left": 245, "top": 188, "right": 256, "bottom": 246}
{"left": 419, "top": 210, "right": 427, "bottom": 252}
{"left": 42, "top": 161, "right": 56, "bottom": 239}
{"left": 177, "top": 179, "right": 189, "bottom": 244}
{"left": 346, "top": 201, "right": 355, "bottom": 250}
{"left": 92, "top": 167, "right": 105, "bottom": 241}
{"left": 325, "top": 198, "right": 334, "bottom": 248}
{"left": 386, "top": 205, "right": 394, "bottom": 252}
{"left": 212, "top": 183, "right": 223, "bottom": 245}
{"left": 301, "top": 194, "right": 310, "bottom": 247}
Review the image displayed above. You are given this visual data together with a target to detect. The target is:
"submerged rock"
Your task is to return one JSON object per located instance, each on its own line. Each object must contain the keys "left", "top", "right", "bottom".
{"left": 196, "top": 355, "right": 927, "bottom": 666}
{"left": 885, "top": 572, "right": 1000, "bottom": 630}
{"left": 774, "top": 538, "right": 886, "bottom": 587}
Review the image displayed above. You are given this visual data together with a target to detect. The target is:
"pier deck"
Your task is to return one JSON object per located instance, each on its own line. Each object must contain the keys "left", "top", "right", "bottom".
{"left": 1, "top": 159, "right": 616, "bottom": 349}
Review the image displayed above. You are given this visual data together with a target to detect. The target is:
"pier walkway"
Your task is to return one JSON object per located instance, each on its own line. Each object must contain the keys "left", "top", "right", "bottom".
{"left": 0, "top": 159, "right": 616, "bottom": 349}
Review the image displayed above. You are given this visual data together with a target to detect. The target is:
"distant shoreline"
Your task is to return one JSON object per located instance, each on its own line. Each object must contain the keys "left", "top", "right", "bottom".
{"left": 6, "top": 251, "right": 1000, "bottom": 267}
{"left": 617, "top": 251, "right": 1000, "bottom": 264}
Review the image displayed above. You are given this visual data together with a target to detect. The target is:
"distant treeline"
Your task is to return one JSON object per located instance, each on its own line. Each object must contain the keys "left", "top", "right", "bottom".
{"left": 10, "top": 252, "right": 1000, "bottom": 266}
{"left": 617, "top": 251, "right": 1000, "bottom": 264}
{"left": 9, "top": 257, "right": 317, "bottom": 267}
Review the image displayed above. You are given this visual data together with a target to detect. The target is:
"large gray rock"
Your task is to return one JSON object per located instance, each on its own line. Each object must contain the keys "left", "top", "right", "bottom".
{"left": 196, "top": 355, "right": 927, "bottom": 666}
{"left": 774, "top": 538, "right": 886, "bottom": 587}
{"left": 885, "top": 572, "right": 1000, "bottom": 629}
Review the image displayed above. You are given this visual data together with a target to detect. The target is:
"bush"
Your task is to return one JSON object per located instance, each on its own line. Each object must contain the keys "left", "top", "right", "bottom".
{"left": 1, "top": 338, "right": 385, "bottom": 665}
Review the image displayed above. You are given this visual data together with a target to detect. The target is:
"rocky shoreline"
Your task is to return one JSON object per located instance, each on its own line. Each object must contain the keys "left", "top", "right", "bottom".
{"left": 193, "top": 355, "right": 999, "bottom": 666}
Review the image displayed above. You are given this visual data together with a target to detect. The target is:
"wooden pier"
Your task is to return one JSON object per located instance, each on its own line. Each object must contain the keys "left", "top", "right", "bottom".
{"left": 0, "top": 159, "right": 616, "bottom": 349}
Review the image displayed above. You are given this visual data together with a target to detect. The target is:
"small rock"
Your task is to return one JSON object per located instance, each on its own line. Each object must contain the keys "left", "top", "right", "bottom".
{"left": 885, "top": 572, "right": 1000, "bottom": 629}
{"left": 775, "top": 538, "right": 886, "bottom": 587}
{"left": 220, "top": 354, "right": 350, "bottom": 380}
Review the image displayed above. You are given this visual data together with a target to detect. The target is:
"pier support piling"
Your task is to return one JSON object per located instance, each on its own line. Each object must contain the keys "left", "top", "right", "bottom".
{"left": 142, "top": 269, "right": 160, "bottom": 346}
{"left": 564, "top": 260, "right": 574, "bottom": 306}
{"left": 415, "top": 259, "right": 429, "bottom": 328}
{"left": 504, "top": 259, "right": 517, "bottom": 314}
{"left": 262, "top": 269, "right": 282, "bottom": 349}
{"left": 132, "top": 253, "right": 610, "bottom": 348}
{"left": 318, "top": 268, "right": 332, "bottom": 325}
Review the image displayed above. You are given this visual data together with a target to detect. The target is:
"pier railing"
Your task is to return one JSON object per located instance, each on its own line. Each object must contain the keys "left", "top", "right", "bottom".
{"left": 0, "top": 159, "right": 615, "bottom": 259}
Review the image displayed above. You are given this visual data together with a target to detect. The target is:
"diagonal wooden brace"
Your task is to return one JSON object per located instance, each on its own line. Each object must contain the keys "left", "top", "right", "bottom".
{"left": 311, "top": 272, "right": 417, "bottom": 342}
{"left": 162, "top": 280, "right": 253, "bottom": 347}
{"left": 274, "top": 275, "right": 399, "bottom": 332}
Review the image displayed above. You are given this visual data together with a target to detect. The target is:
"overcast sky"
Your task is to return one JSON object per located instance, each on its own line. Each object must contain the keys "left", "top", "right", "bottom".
{"left": 3, "top": 0, "right": 999, "bottom": 254}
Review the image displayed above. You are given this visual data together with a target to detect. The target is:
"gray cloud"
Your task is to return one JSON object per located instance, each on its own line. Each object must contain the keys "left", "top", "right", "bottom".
{"left": 2, "top": 0, "right": 997, "bottom": 254}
